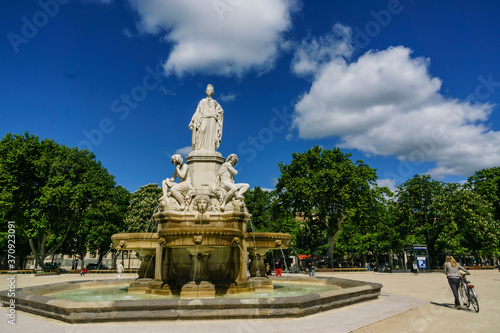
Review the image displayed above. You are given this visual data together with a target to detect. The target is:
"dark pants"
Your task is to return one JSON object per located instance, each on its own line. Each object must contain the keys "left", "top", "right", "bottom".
{"left": 448, "top": 278, "right": 461, "bottom": 306}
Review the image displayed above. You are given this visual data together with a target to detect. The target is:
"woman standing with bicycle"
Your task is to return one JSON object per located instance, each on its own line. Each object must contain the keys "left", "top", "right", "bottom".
{"left": 444, "top": 256, "right": 470, "bottom": 309}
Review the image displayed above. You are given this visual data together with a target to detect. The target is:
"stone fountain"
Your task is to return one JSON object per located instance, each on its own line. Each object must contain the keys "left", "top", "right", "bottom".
{"left": 112, "top": 84, "right": 292, "bottom": 299}
{"left": 1, "top": 85, "right": 382, "bottom": 323}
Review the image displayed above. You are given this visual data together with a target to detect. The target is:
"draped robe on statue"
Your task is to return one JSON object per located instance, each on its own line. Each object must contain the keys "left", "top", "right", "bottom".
{"left": 190, "top": 97, "right": 224, "bottom": 151}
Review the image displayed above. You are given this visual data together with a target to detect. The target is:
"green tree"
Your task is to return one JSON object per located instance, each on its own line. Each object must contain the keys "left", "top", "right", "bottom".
{"left": 434, "top": 185, "right": 498, "bottom": 258}
{"left": 59, "top": 186, "right": 129, "bottom": 269}
{"left": 292, "top": 216, "right": 329, "bottom": 258}
{"left": 124, "top": 183, "right": 162, "bottom": 232}
{"left": 275, "top": 146, "right": 378, "bottom": 267}
{"left": 467, "top": 167, "right": 500, "bottom": 224}
{"left": 244, "top": 186, "right": 274, "bottom": 232}
{"left": 393, "top": 174, "right": 450, "bottom": 266}
{"left": 85, "top": 185, "right": 130, "bottom": 267}
{"left": 0, "top": 133, "right": 118, "bottom": 269}
{"left": 336, "top": 186, "right": 395, "bottom": 267}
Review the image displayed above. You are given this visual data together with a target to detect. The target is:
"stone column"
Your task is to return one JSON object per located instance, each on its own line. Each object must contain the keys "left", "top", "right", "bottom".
{"left": 129, "top": 249, "right": 157, "bottom": 293}
{"left": 147, "top": 243, "right": 166, "bottom": 293}
{"left": 248, "top": 249, "right": 273, "bottom": 291}
{"left": 234, "top": 238, "right": 252, "bottom": 292}
{"left": 248, "top": 252, "right": 265, "bottom": 277}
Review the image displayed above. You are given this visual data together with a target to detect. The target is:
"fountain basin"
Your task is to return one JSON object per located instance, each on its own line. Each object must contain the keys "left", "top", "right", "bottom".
{"left": 111, "top": 232, "right": 158, "bottom": 256}
{"left": 245, "top": 232, "right": 292, "bottom": 250}
{"left": 0, "top": 276, "right": 382, "bottom": 323}
{"left": 110, "top": 233, "right": 158, "bottom": 291}
{"left": 158, "top": 228, "right": 243, "bottom": 247}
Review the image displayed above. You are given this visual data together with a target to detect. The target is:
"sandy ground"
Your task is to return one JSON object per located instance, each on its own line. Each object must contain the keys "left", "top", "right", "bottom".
{"left": 0, "top": 270, "right": 498, "bottom": 332}
{"left": 322, "top": 270, "right": 499, "bottom": 333}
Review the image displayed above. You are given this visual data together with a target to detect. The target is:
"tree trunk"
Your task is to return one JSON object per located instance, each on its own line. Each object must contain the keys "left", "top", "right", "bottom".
{"left": 328, "top": 236, "right": 335, "bottom": 268}
{"left": 327, "top": 217, "right": 343, "bottom": 268}
{"left": 28, "top": 220, "right": 74, "bottom": 270}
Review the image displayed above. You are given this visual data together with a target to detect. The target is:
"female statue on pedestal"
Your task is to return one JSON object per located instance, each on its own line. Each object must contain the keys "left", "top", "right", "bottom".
{"left": 189, "top": 84, "right": 224, "bottom": 151}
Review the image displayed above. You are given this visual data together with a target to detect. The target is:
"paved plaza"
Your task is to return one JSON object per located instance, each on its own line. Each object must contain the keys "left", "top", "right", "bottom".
{"left": 1, "top": 270, "right": 498, "bottom": 333}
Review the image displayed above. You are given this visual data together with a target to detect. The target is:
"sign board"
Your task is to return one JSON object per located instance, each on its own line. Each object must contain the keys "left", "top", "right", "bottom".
{"left": 417, "top": 256, "right": 427, "bottom": 269}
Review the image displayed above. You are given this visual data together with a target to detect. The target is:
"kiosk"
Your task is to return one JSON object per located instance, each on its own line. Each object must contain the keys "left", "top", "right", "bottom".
{"left": 403, "top": 244, "right": 430, "bottom": 273}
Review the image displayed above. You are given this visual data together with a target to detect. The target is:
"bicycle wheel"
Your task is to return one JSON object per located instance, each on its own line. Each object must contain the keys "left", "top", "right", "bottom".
{"left": 470, "top": 288, "right": 479, "bottom": 313}
{"left": 459, "top": 282, "right": 469, "bottom": 307}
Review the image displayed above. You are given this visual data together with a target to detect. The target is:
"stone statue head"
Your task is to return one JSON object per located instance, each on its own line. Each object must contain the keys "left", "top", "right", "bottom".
{"left": 171, "top": 154, "right": 183, "bottom": 166}
{"left": 193, "top": 194, "right": 211, "bottom": 213}
{"left": 206, "top": 84, "right": 214, "bottom": 97}
{"left": 227, "top": 154, "right": 238, "bottom": 166}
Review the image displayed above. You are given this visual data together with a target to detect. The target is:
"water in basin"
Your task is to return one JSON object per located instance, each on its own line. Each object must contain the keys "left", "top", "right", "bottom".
{"left": 223, "top": 283, "right": 339, "bottom": 298}
{"left": 46, "top": 283, "right": 340, "bottom": 301}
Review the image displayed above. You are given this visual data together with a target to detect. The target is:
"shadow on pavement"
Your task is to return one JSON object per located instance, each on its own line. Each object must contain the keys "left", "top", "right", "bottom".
{"left": 430, "top": 302, "right": 455, "bottom": 309}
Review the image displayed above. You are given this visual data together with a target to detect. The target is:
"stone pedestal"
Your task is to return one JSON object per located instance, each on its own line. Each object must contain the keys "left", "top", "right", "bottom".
{"left": 186, "top": 151, "right": 225, "bottom": 189}
{"left": 146, "top": 280, "right": 176, "bottom": 296}
{"left": 128, "top": 278, "right": 154, "bottom": 293}
{"left": 249, "top": 277, "right": 273, "bottom": 291}
{"left": 180, "top": 281, "right": 216, "bottom": 299}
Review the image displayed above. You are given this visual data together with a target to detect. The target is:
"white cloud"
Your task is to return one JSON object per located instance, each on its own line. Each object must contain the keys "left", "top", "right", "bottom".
{"left": 292, "top": 24, "right": 500, "bottom": 179}
{"left": 123, "top": 28, "right": 133, "bottom": 38}
{"left": 376, "top": 178, "right": 396, "bottom": 193}
{"left": 292, "top": 23, "right": 353, "bottom": 77}
{"left": 218, "top": 92, "right": 236, "bottom": 102}
{"left": 175, "top": 146, "right": 192, "bottom": 157}
{"left": 127, "top": 0, "right": 296, "bottom": 77}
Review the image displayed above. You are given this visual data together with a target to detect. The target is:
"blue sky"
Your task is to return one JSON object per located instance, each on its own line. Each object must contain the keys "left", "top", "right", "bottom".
{"left": 2, "top": 0, "right": 500, "bottom": 193}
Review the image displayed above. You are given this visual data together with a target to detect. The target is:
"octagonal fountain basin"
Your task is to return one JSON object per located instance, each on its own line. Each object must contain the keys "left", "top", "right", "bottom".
{"left": 0, "top": 276, "right": 382, "bottom": 323}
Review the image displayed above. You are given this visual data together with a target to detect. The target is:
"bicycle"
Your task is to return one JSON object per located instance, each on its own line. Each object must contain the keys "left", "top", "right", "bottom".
{"left": 459, "top": 273, "right": 479, "bottom": 312}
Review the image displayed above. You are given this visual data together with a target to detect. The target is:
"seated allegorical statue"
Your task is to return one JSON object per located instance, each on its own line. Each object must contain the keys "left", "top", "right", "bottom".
{"left": 214, "top": 154, "right": 249, "bottom": 211}
{"left": 160, "top": 154, "right": 194, "bottom": 210}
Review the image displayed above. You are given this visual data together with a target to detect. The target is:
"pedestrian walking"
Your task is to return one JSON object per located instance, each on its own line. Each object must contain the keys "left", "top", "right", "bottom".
{"left": 117, "top": 262, "right": 124, "bottom": 279}
{"left": 275, "top": 258, "right": 282, "bottom": 277}
{"left": 413, "top": 261, "right": 419, "bottom": 275}
{"left": 444, "top": 256, "right": 469, "bottom": 309}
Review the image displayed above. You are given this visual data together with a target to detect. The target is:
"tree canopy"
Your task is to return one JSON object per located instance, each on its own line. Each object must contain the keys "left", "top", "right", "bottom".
{"left": 391, "top": 174, "right": 498, "bottom": 265}
{"left": 124, "top": 183, "right": 162, "bottom": 233}
{"left": 275, "top": 146, "right": 378, "bottom": 267}
{"left": 0, "top": 132, "right": 124, "bottom": 269}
